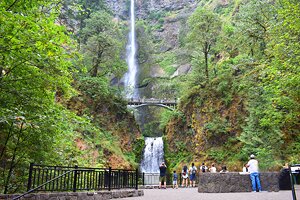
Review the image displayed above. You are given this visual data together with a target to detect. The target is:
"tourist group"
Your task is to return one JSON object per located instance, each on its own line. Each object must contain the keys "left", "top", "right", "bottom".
{"left": 158, "top": 154, "right": 262, "bottom": 192}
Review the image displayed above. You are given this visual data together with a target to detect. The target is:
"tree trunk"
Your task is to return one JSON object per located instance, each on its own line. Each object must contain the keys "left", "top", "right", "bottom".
{"left": 4, "top": 123, "right": 23, "bottom": 194}
{"left": 91, "top": 65, "right": 98, "bottom": 77}
{"left": 0, "top": 122, "right": 14, "bottom": 160}
{"left": 204, "top": 51, "right": 209, "bottom": 81}
{"left": 204, "top": 42, "right": 210, "bottom": 82}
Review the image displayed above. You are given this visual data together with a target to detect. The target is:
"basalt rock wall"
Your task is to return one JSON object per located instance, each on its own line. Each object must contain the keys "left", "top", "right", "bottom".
{"left": 198, "top": 172, "right": 280, "bottom": 193}
{"left": 106, "top": 0, "right": 198, "bottom": 19}
{"left": 0, "top": 190, "right": 144, "bottom": 200}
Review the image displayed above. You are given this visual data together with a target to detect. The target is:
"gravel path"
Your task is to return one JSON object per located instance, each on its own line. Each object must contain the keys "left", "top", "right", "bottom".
{"left": 122, "top": 187, "right": 299, "bottom": 200}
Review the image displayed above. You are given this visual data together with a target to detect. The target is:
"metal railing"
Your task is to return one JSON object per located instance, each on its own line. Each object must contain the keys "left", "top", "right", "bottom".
{"left": 13, "top": 169, "right": 74, "bottom": 200}
{"left": 289, "top": 164, "right": 300, "bottom": 200}
{"left": 139, "top": 172, "right": 196, "bottom": 186}
{"left": 26, "top": 163, "right": 138, "bottom": 192}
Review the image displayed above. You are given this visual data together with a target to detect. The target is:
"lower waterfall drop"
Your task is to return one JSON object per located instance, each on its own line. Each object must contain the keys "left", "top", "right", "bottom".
{"left": 140, "top": 137, "right": 164, "bottom": 173}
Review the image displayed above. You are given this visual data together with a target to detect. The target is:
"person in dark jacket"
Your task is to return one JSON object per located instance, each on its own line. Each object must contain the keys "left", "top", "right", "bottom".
{"left": 159, "top": 162, "right": 167, "bottom": 189}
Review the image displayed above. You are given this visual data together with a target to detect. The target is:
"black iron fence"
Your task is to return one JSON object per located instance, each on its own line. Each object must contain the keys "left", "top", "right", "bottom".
{"left": 139, "top": 172, "right": 198, "bottom": 186}
{"left": 27, "top": 163, "right": 138, "bottom": 192}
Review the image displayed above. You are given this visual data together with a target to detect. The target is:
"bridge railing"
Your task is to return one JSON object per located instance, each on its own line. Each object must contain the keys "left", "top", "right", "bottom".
{"left": 27, "top": 163, "right": 138, "bottom": 192}
{"left": 127, "top": 98, "right": 177, "bottom": 104}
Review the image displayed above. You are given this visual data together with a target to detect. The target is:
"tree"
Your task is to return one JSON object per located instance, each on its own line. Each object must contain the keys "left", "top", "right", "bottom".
{"left": 238, "top": 0, "right": 300, "bottom": 166}
{"left": 234, "top": 0, "right": 276, "bottom": 58}
{"left": 0, "top": 0, "right": 77, "bottom": 193}
{"left": 262, "top": 0, "right": 300, "bottom": 162}
{"left": 187, "top": 7, "right": 222, "bottom": 81}
{"left": 80, "top": 11, "right": 126, "bottom": 78}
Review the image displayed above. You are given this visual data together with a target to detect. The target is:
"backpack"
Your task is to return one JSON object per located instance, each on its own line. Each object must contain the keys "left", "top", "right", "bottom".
{"left": 192, "top": 166, "right": 196, "bottom": 174}
{"left": 202, "top": 165, "right": 206, "bottom": 172}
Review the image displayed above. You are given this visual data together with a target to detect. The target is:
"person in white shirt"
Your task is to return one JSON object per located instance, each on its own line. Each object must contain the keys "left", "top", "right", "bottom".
{"left": 247, "top": 154, "right": 262, "bottom": 192}
{"left": 189, "top": 163, "right": 197, "bottom": 187}
{"left": 209, "top": 163, "right": 217, "bottom": 173}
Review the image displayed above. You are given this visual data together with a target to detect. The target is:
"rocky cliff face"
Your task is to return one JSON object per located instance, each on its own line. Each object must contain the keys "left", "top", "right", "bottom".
{"left": 135, "top": 0, "right": 198, "bottom": 19}
{"left": 106, "top": 0, "right": 198, "bottom": 19}
{"left": 104, "top": 0, "right": 200, "bottom": 137}
{"left": 106, "top": 0, "right": 198, "bottom": 81}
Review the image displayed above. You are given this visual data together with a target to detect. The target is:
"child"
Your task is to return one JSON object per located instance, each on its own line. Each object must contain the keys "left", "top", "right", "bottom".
{"left": 172, "top": 170, "right": 178, "bottom": 189}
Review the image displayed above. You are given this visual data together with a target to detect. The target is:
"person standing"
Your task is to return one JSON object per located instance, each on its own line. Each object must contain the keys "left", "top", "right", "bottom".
{"left": 200, "top": 162, "right": 208, "bottom": 173}
{"left": 159, "top": 162, "right": 167, "bottom": 189}
{"left": 219, "top": 165, "right": 229, "bottom": 173}
{"left": 189, "top": 163, "right": 197, "bottom": 187}
{"left": 247, "top": 154, "right": 262, "bottom": 192}
{"left": 172, "top": 170, "right": 178, "bottom": 189}
{"left": 181, "top": 165, "right": 189, "bottom": 187}
{"left": 209, "top": 163, "right": 217, "bottom": 173}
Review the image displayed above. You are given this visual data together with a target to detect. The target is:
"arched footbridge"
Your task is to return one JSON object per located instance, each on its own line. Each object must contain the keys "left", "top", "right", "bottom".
{"left": 127, "top": 98, "right": 177, "bottom": 110}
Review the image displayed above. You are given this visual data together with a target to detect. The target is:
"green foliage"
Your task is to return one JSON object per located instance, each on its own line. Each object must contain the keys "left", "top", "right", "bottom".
{"left": 163, "top": 136, "right": 192, "bottom": 171}
{"left": 159, "top": 110, "right": 176, "bottom": 130}
{"left": 167, "top": 0, "right": 299, "bottom": 171}
{"left": 80, "top": 11, "right": 126, "bottom": 77}
{"left": 0, "top": 0, "right": 138, "bottom": 194}
{"left": 148, "top": 10, "right": 167, "bottom": 21}
{"left": 234, "top": 0, "right": 275, "bottom": 58}
{"left": 204, "top": 116, "right": 230, "bottom": 138}
{"left": 157, "top": 53, "right": 177, "bottom": 75}
{"left": 187, "top": 6, "right": 222, "bottom": 81}
{"left": 132, "top": 137, "right": 145, "bottom": 164}
{"left": 0, "top": 0, "right": 79, "bottom": 193}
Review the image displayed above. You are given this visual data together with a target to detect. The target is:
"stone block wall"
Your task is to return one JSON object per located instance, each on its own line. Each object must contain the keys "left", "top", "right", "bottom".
{"left": 0, "top": 189, "right": 144, "bottom": 200}
{"left": 198, "top": 172, "right": 280, "bottom": 193}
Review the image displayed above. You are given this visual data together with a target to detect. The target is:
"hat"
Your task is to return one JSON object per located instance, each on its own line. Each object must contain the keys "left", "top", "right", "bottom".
{"left": 250, "top": 154, "right": 255, "bottom": 158}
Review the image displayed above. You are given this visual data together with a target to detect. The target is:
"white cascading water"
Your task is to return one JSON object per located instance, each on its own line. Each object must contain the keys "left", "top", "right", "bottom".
{"left": 124, "top": 0, "right": 138, "bottom": 98}
{"left": 124, "top": 0, "right": 165, "bottom": 177}
{"left": 140, "top": 137, "right": 164, "bottom": 173}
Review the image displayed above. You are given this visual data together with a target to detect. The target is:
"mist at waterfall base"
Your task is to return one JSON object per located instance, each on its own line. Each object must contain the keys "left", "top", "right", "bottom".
{"left": 140, "top": 137, "right": 164, "bottom": 173}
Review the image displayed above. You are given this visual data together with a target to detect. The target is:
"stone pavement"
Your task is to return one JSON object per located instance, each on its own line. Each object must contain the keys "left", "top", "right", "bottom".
{"left": 121, "top": 187, "right": 300, "bottom": 200}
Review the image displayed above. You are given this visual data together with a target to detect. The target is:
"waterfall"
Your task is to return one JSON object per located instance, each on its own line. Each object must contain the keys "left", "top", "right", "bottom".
{"left": 124, "top": 0, "right": 138, "bottom": 98}
{"left": 140, "top": 137, "right": 164, "bottom": 173}
{"left": 124, "top": 0, "right": 165, "bottom": 176}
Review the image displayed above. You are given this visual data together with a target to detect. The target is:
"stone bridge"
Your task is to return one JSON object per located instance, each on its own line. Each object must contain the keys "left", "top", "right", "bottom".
{"left": 127, "top": 98, "right": 177, "bottom": 110}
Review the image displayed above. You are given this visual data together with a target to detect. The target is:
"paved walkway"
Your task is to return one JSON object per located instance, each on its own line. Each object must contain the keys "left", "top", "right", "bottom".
{"left": 121, "top": 187, "right": 299, "bottom": 200}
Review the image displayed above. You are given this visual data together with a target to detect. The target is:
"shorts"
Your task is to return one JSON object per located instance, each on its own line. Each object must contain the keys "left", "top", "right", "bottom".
{"left": 159, "top": 176, "right": 166, "bottom": 182}
{"left": 182, "top": 173, "right": 188, "bottom": 179}
{"left": 190, "top": 173, "right": 196, "bottom": 181}
{"left": 173, "top": 180, "right": 177, "bottom": 185}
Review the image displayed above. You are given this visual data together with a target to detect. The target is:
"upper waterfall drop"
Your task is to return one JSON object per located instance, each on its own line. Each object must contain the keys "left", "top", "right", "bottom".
{"left": 124, "top": 0, "right": 139, "bottom": 98}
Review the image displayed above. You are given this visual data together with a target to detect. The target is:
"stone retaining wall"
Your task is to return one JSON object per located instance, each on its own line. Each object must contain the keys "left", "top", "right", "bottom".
{"left": 0, "top": 189, "right": 144, "bottom": 200}
{"left": 198, "top": 172, "right": 280, "bottom": 193}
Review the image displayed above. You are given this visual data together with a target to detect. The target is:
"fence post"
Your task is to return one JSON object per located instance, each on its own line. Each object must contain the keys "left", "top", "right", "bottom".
{"left": 179, "top": 173, "right": 182, "bottom": 187}
{"left": 135, "top": 169, "right": 138, "bottom": 190}
{"left": 142, "top": 172, "right": 145, "bottom": 186}
{"left": 73, "top": 165, "right": 78, "bottom": 192}
{"left": 118, "top": 169, "right": 121, "bottom": 189}
{"left": 27, "top": 163, "right": 34, "bottom": 191}
{"left": 289, "top": 166, "right": 297, "bottom": 200}
{"left": 108, "top": 167, "right": 112, "bottom": 191}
